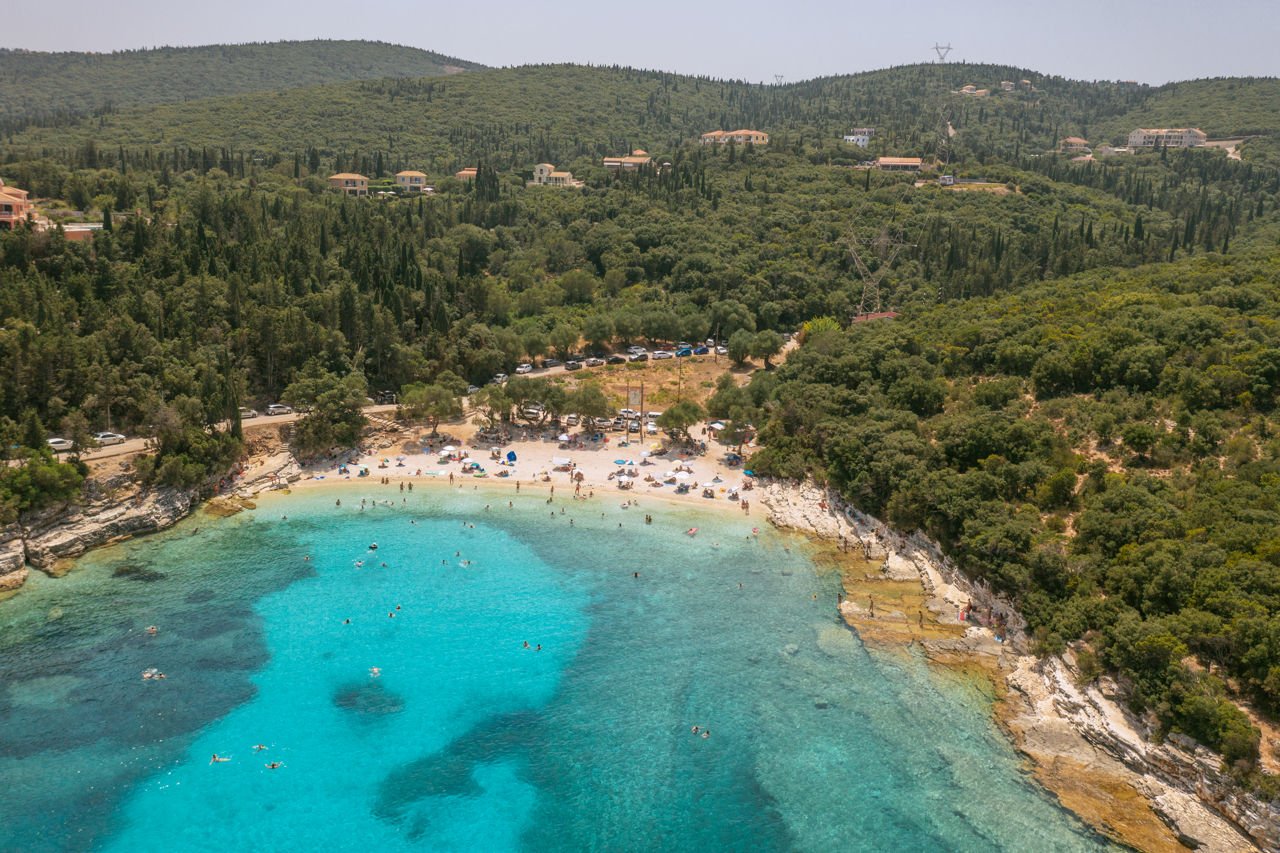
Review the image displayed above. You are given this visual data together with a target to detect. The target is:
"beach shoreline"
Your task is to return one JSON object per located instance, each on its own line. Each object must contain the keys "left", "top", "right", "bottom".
{"left": 5, "top": 416, "right": 1275, "bottom": 850}
{"left": 756, "top": 480, "right": 1273, "bottom": 853}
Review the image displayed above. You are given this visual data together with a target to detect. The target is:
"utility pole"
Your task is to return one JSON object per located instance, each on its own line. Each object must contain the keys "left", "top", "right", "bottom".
{"left": 845, "top": 226, "right": 913, "bottom": 319}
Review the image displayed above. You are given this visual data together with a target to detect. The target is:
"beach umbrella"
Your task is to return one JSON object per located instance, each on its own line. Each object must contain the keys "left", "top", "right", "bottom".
{"left": 559, "top": 433, "right": 571, "bottom": 442}
{"left": 614, "top": 459, "right": 628, "bottom": 465}
{"left": 442, "top": 445, "right": 457, "bottom": 453}
{"left": 674, "top": 471, "right": 691, "bottom": 481}
{"left": 617, "top": 475, "right": 631, "bottom": 483}
{"left": 640, "top": 450, "right": 651, "bottom": 458}
{"left": 507, "top": 451, "right": 517, "bottom": 462}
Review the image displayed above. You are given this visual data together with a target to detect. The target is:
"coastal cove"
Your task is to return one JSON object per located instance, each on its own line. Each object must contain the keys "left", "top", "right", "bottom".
{"left": 0, "top": 481, "right": 1112, "bottom": 851}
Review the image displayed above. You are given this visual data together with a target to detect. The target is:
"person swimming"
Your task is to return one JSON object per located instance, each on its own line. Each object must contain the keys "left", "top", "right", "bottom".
{"left": 210, "top": 754, "right": 231, "bottom": 764}
{"left": 253, "top": 744, "right": 268, "bottom": 752}
{"left": 369, "top": 666, "right": 381, "bottom": 677}
{"left": 265, "top": 761, "right": 283, "bottom": 770}
{"left": 145, "top": 625, "right": 158, "bottom": 636}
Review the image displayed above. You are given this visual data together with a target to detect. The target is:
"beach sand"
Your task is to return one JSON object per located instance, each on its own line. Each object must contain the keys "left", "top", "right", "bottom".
{"left": 274, "top": 419, "right": 759, "bottom": 519}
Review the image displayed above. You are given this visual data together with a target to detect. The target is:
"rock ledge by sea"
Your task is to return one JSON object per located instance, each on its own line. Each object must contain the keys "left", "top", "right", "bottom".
{"left": 758, "top": 478, "right": 1277, "bottom": 853}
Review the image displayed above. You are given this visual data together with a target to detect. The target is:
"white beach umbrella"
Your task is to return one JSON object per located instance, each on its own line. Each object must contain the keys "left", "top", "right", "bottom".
{"left": 674, "top": 471, "right": 691, "bottom": 481}
{"left": 442, "top": 445, "right": 457, "bottom": 453}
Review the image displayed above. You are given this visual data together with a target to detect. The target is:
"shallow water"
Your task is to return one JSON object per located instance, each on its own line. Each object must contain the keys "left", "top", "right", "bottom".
{"left": 0, "top": 484, "right": 1110, "bottom": 851}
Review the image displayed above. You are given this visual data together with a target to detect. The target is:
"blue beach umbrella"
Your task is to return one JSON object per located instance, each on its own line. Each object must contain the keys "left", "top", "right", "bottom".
{"left": 507, "top": 451, "right": 517, "bottom": 462}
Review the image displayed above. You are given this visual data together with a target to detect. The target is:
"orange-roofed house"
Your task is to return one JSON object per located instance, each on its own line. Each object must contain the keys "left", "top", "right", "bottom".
{"left": 1060, "top": 137, "right": 1091, "bottom": 153}
{"left": 395, "top": 170, "right": 429, "bottom": 192}
{"left": 700, "top": 129, "right": 769, "bottom": 146}
{"left": 876, "top": 156, "right": 925, "bottom": 172}
{"left": 328, "top": 173, "right": 369, "bottom": 196}
{"left": 455, "top": 167, "right": 479, "bottom": 181}
{"left": 603, "top": 149, "right": 653, "bottom": 171}
{"left": 0, "top": 179, "right": 35, "bottom": 230}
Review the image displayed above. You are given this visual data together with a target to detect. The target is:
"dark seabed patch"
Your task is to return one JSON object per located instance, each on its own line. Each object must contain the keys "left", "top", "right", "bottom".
{"left": 373, "top": 709, "right": 541, "bottom": 830}
{"left": 334, "top": 681, "right": 407, "bottom": 717}
{"left": 111, "top": 564, "right": 166, "bottom": 582}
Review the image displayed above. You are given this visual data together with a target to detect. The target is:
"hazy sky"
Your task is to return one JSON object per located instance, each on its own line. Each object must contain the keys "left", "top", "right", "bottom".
{"left": 6, "top": 0, "right": 1278, "bottom": 84}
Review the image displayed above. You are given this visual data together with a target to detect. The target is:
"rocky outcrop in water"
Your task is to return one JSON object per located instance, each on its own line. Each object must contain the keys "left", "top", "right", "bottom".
{"left": 758, "top": 478, "right": 1277, "bottom": 853}
{"left": 0, "top": 523, "right": 27, "bottom": 591}
{"left": 21, "top": 485, "right": 197, "bottom": 569}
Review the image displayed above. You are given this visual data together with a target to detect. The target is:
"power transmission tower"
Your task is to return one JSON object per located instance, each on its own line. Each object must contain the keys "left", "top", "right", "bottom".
{"left": 774, "top": 74, "right": 785, "bottom": 86}
{"left": 933, "top": 43, "right": 953, "bottom": 62}
{"left": 845, "top": 226, "right": 912, "bottom": 317}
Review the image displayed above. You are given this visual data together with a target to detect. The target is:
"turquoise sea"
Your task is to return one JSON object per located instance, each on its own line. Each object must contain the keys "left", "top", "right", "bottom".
{"left": 0, "top": 484, "right": 1110, "bottom": 852}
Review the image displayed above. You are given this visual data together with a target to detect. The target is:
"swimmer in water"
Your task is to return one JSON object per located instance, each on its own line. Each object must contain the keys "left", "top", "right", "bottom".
{"left": 146, "top": 625, "right": 158, "bottom": 635}
{"left": 369, "top": 667, "right": 381, "bottom": 677}
{"left": 253, "top": 744, "right": 268, "bottom": 752}
{"left": 691, "top": 725, "right": 700, "bottom": 734}
{"left": 265, "top": 761, "right": 283, "bottom": 770}
{"left": 210, "top": 754, "right": 231, "bottom": 764}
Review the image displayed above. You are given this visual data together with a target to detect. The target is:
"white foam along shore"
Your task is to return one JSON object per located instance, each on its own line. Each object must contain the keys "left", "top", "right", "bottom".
{"left": 755, "top": 479, "right": 1276, "bottom": 853}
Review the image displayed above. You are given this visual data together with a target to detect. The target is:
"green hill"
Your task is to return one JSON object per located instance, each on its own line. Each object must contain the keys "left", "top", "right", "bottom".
{"left": 7, "top": 60, "right": 1276, "bottom": 174}
{"left": 0, "top": 39, "right": 483, "bottom": 125}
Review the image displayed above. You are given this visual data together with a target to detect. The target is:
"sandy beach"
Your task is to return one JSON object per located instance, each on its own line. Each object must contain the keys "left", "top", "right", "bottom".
{"left": 266, "top": 418, "right": 762, "bottom": 519}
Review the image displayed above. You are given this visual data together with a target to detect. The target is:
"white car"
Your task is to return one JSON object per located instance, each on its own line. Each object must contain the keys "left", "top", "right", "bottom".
{"left": 715, "top": 345, "right": 728, "bottom": 356}
{"left": 46, "top": 437, "right": 74, "bottom": 452}
{"left": 93, "top": 431, "right": 126, "bottom": 446}
{"left": 515, "top": 363, "right": 533, "bottom": 374}
{"left": 265, "top": 404, "right": 293, "bottom": 416}
{"left": 652, "top": 350, "right": 674, "bottom": 360}
{"left": 238, "top": 407, "right": 259, "bottom": 419}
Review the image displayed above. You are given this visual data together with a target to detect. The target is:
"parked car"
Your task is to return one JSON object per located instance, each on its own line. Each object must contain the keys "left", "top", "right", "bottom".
{"left": 675, "top": 347, "right": 693, "bottom": 357}
{"left": 585, "top": 357, "right": 605, "bottom": 367}
{"left": 606, "top": 354, "right": 627, "bottom": 364}
{"left": 565, "top": 414, "right": 579, "bottom": 426}
{"left": 238, "top": 407, "right": 259, "bottom": 419}
{"left": 647, "top": 411, "right": 663, "bottom": 420}
{"left": 466, "top": 385, "right": 480, "bottom": 395}
{"left": 93, "top": 431, "right": 126, "bottom": 446}
{"left": 619, "top": 408, "right": 638, "bottom": 417}
{"left": 715, "top": 345, "right": 728, "bottom": 356}
{"left": 645, "top": 422, "right": 659, "bottom": 435}
{"left": 46, "top": 437, "right": 74, "bottom": 452}
{"left": 515, "top": 363, "right": 534, "bottom": 374}
{"left": 627, "top": 345, "right": 647, "bottom": 356}
{"left": 627, "top": 421, "right": 641, "bottom": 433}
{"left": 265, "top": 404, "right": 293, "bottom": 416}
{"left": 564, "top": 360, "right": 583, "bottom": 371}
{"left": 652, "top": 351, "right": 674, "bottom": 360}
{"left": 693, "top": 345, "right": 709, "bottom": 355}
{"left": 543, "top": 358, "right": 563, "bottom": 368}
{"left": 374, "top": 391, "right": 398, "bottom": 404}
{"left": 629, "top": 352, "right": 649, "bottom": 362}
{"left": 491, "top": 373, "right": 509, "bottom": 384}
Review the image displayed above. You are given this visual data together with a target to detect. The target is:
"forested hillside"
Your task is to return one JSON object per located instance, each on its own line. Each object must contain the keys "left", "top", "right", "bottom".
{"left": 1, "top": 57, "right": 1280, "bottom": 781}
{"left": 0, "top": 40, "right": 482, "bottom": 128}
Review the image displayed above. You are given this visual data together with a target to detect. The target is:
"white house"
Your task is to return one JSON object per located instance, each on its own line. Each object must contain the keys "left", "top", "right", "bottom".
{"left": 529, "top": 163, "right": 583, "bottom": 188}
{"left": 1127, "top": 128, "right": 1207, "bottom": 149}
{"left": 843, "top": 128, "right": 875, "bottom": 148}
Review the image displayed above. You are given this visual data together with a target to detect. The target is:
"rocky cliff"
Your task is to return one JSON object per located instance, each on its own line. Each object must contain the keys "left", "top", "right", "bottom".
{"left": 758, "top": 479, "right": 1278, "bottom": 853}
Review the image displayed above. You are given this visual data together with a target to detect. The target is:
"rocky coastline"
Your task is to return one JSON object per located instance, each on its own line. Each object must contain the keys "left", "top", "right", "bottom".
{"left": 757, "top": 479, "right": 1278, "bottom": 853}
{"left": 0, "top": 450, "right": 303, "bottom": 596}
